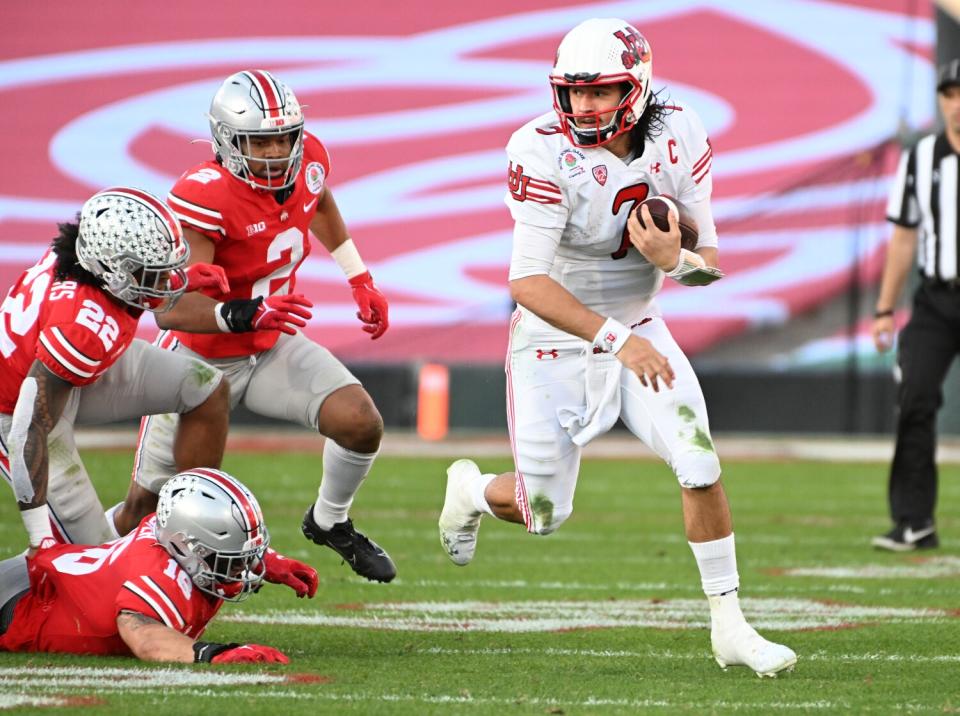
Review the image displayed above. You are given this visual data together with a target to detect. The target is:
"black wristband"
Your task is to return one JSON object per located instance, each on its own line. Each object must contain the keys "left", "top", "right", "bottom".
{"left": 218, "top": 298, "right": 264, "bottom": 333}
{"left": 874, "top": 308, "right": 894, "bottom": 319}
{"left": 193, "top": 641, "right": 240, "bottom": 663}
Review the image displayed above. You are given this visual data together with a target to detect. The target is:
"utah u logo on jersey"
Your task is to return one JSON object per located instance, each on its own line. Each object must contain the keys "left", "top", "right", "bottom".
{"left": 614, "top": 29, "right": 651, "bottom": 70}
{"left": 508, "top": 162, "right": 562, "bottom": 205}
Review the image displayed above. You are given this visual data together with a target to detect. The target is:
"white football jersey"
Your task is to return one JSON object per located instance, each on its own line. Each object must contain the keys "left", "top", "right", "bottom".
{"left": 505, "top": 101, "right": 717, "bottom": 330}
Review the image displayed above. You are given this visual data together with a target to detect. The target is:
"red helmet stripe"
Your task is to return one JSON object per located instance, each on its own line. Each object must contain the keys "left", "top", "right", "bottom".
{"left": 189, "top": 468, "right": 262, "bottom": 540}
{"left": 100, "top": 186, "right": 183, "bottom": 243}
{"left": 244, "top": 70, "right": 282, "bottom": 119}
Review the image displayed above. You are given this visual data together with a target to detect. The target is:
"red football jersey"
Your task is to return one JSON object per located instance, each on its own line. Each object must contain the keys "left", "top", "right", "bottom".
{"left": 0, "top": 249, "right": 140, "bottom": 414}
{"left": 167, "top": 132, "right": 332, "bottom": 358}
{"left": 0, "top": 515, "right": 221, "bottom": 655}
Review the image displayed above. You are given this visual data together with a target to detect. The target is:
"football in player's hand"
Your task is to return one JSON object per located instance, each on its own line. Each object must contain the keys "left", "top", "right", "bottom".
{"left": 635, "top": 195, "right": 699, "bottom": 251}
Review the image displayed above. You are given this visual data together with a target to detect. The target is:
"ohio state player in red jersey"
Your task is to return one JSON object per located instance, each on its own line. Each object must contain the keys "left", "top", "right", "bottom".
{"left": 0, "top": 187, "right": 230, "bottom": 552}
{"left": 0, "top": 469, "right": 316, "bottom": 663}
{"left": 116, "top": 70, "right": 396, "bottom": 583}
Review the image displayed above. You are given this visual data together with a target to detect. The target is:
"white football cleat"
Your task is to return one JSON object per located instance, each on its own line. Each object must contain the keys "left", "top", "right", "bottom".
{"left": 712, "top": 624, "right": 797, "bottom": 678}
{"left": 439, "top": 459, "right": 484, "bottom": 566}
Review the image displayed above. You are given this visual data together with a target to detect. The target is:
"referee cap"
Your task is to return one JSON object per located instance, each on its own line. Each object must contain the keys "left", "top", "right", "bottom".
{"left": 937, "top": 59, "right": 960, "bottom": 92}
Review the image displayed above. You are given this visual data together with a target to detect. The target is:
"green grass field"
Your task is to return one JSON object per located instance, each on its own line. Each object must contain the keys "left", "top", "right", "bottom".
{"left": 1, "top": 449, "right": 959, "bottom": 714}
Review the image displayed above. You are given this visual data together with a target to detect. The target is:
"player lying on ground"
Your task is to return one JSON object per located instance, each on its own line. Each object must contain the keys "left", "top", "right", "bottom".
{"left": 0, "top": 468, "right": 317, "bottom": 663}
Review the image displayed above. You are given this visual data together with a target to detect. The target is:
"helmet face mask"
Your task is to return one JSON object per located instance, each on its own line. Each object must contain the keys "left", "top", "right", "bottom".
{"left": 156, "top": 469, "right": 270, "bottom": 603}
{"left": 77, "top": 188, "right": 189, "bottom": 313}
{"left": 208, "top": 70, "right": 305, "bottom": 191}
{"left": 549, "top": 19, "right": 653, "bottom": 148}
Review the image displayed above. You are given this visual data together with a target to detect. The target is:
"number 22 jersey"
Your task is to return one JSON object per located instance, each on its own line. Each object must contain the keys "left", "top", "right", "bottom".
{"left": 166, "top": 132, "right": 332, "bottom": 358}
{"left": 0, "top": 249, "right": 138, "bottom": 414}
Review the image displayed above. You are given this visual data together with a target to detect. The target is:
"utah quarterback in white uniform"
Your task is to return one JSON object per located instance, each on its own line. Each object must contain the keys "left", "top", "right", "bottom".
{"left": 439, "top": 18, "right": 797, "bottom": 677}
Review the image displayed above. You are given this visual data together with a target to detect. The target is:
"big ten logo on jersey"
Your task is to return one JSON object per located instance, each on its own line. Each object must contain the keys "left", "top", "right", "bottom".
{"left": 614, "top": 28, "right": 650, "bottom": 70}
{"left": 187, "top": 168, "right": 222, "bottom": 185}
{"left": 76, "top": 299, "right": 119, "bottom": 351}
{"left": 246, "top": 221, "right": 267, "bottom": 237}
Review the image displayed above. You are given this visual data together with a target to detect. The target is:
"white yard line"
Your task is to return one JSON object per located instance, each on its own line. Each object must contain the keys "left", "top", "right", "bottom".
{"left": 73, "top": 428, "right": 960, "bottom": 463}
{"left": 222, "top": 598, "right": 952, "bottom": 632}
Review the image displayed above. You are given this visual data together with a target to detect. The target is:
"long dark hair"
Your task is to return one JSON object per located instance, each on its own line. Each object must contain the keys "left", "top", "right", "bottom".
{"left": 51, "top": 215, "right": 103, "bottom": 288}
{"left": 630, "top": 87, "right": 674, "bottom": 151}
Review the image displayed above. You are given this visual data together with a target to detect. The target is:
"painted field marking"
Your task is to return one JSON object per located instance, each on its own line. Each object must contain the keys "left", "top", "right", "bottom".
{"left": 417, "top": 646, "right": 960, "bottom": 663}
{"left": 783, "top": 556, "right": 960, "bottom": 579}
{"left": 223, "top": 597, "right": 952, "bottom": 632}
{"left": 0, "top": 665, "right": 287, "bottom": 690}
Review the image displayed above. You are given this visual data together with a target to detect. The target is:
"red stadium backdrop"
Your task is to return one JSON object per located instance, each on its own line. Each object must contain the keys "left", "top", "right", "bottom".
{"left": 0, "top": 0, "right": 934, "bottom": 364}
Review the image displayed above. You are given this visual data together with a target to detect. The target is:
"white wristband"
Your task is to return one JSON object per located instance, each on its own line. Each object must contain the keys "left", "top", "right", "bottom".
{"left": 592, "top": 317, "right": 631, "bottom": 354}
{"left": 21, "top": 505, "right": 54, "bottom": 546}
{"left": 331, "top": 238, "right": 367, "bottom": 279}
{"left": 213, "top": 303, "right": 230, "bottom": 333}
{"left": 665, "top": 248, "right": 706, "bottom": 278}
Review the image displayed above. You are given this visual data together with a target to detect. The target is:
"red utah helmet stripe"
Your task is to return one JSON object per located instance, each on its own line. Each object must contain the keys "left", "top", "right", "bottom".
{"left": 101, "top": 186, "right": 183, "bottom": 242}
{"left": 189, "top": 468, "right": 262, "bottom": 540}
{"left": 243, "top": 70, "right": 283, "bottom": 118}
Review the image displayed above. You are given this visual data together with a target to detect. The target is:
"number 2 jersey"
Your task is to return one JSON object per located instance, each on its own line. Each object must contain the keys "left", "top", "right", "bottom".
{"left": 505, "top": 101, "right": 718, "bottom": 331}
{"left": 0, "top": 515, "right": 221, "bottom": 655}
{"left": 0, "top": 249, "right": 138, "bottom": 414}
{"left": 166, "top": 131, "right": 332, "bottom": 358}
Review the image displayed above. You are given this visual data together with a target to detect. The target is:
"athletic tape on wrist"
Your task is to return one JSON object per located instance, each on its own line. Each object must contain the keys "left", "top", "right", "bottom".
{"left": 21, "top": 506, "right": 54, "bottom": 546}
{"left": 331, "top": 239, "right": 367, "bottom": 279}
{"left": 592, "top": 317, "right": 630, "bottom": 354}
{"left": 665, "top": 248, "right": 706, "bottom": 279}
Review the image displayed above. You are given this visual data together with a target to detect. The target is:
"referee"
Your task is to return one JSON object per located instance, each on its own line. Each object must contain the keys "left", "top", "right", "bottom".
{"left": 871, "top": 60, "right": 960, "bottom": 551}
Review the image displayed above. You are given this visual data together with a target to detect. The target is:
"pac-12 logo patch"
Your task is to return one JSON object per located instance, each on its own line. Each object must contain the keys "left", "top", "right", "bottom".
{"left": 305, "top": 162, "right": 326, "bottom": 195}
{"left": 593, "top": 165, "right": 608, "bottom": 186}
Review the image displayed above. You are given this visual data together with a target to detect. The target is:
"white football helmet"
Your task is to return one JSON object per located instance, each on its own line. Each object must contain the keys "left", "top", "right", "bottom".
{"left": 156, "top": 469, "right": 270, "bottom": 603}
{"left": 77, "top": 187, "right": 189, "bottom": 313}
{"left": 208, "top": 70, "right": 304, "bottom": 190}
{"left": 549, "top": 18, "right": 653, "bottom": 148}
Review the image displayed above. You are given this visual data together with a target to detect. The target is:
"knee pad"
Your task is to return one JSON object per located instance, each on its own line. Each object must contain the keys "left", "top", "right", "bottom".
{"left": 673, "top": 449, "right": 721, "bottom": 489}
{"left": 514, "top": 430, "right": 578, "bottom": 535}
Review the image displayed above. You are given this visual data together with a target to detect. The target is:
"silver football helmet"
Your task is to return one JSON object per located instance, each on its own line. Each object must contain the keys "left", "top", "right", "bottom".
{"left": 208, "top": 70, "right": 304, "bottom": 190}
{"left": 77, "top": 187, "right": 189, "bottom": 313}
{"left": 549, "top": 18, "right": 654, "bottom": 148}
{"left": 156, "top": 469, "right": 270, "bottom": 602}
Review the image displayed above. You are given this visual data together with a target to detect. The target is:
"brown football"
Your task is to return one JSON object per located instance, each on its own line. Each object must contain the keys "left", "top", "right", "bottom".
{"left": 634, "top": 195, "right": 699, "bottom": 251}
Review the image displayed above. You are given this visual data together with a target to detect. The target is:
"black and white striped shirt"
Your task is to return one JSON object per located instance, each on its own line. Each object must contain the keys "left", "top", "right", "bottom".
{"left": 887, "top": 133, "right": 960, "bottom": 281}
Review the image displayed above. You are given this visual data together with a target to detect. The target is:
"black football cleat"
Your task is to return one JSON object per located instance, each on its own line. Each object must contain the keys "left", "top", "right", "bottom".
{"left": 301, "top": 507, "right": 396, "bottom": 582}
{"left": 871, "top": 521, "right": 939, "bottom": 552}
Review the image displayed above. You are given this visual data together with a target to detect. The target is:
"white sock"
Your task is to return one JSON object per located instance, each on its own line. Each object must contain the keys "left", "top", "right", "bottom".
{"left": 103, "top": 503, "right": 122, "bottom": 540}
{"left": 689, "top": 533, "right": 740, "bottom": 595}
{"left": 468, "top": 473, "right": 497, "bottom": 516}
{"left": 313, "top": 440, "right": 378, "bottom": 530}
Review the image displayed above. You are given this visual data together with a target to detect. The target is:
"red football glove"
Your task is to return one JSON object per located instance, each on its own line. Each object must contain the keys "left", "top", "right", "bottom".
{"left": 211, "top": 644, "right": 290, "bottom": 664}
{"left": 262, "top": 549, "right": 318, "bottom": 598}
{"left": 348, "top": 271, "right": 389, "bottom": 339}
{"left": 170, "top": 263, "right": 230, "bottom": 295}
{"left": 252, "top": 294, "right": 314, "bottom": 335}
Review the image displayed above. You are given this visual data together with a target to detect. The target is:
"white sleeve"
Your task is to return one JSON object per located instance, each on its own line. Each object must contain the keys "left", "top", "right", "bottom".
{"left": 504, "top": 134, "right": 568, "bottom": 230}
{"left": 509, "top": 221, "right": 562, "bottom": 281}
{"left": 683, "top": 193, "right": 718, "bottom": 249}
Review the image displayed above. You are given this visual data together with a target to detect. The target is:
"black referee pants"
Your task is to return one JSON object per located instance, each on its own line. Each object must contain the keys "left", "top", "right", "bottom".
{"left": 889, "top": 282, "right": 960, "bottom": 526}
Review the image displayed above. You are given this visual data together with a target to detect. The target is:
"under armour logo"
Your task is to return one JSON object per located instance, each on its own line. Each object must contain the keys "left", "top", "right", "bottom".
{"left": 536, "top": 348, "right": 559, "bottom": 360}
{"left": 650, "top": 162, "right": 661, "bottom": 174}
